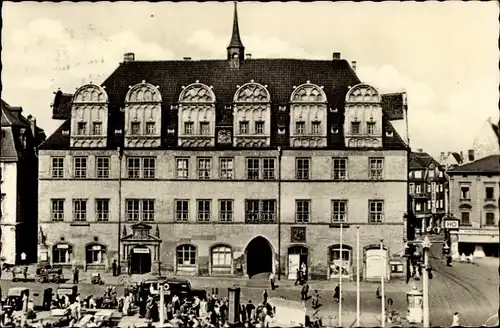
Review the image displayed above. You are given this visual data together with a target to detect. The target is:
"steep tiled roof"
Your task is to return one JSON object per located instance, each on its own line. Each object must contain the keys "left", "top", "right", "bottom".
{"left": 448, "top": 155, "right": 500, "bottom": 174}
{"left": 381, "top": 93, "right": 405, "bottom": 121}
{"left": 52, "top": 91, "right": 74, "bottom": 120}
{"left": 409, "top": 151, "right": 440, "bottom": 170}
{"left": 1, "top": 100, "right": 27, "bottom": 127}
{"left": 42, "top": 58, "right": 407, "bottom": 151}
{"left": 1, "top": 127, "right": 19, "bottom": 162}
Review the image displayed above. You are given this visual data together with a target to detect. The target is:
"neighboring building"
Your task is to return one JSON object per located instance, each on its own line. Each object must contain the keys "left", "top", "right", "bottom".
{"left": 439, "top": 151, "right": 463, "bottom": 171}
{"left": 1, "top": 100, "right": 46, "bottom": 265}
{"left": 447, "top": 155, "right": 500, "bottom": 258}
{"left": 38, "top": 3, "right": 409, "bottom": 281}
{"left": 408, "top": 150, "right": 448, "bottom": 233}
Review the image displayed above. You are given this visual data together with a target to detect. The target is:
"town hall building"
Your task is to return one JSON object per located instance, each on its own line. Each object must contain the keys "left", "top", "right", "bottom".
{"left": 38, "top": 3, "right": 409, "bottom": 281}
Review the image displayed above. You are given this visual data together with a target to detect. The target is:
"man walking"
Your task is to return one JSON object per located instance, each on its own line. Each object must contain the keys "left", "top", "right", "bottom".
{"left": 73, "top": 266, "right": 79, "bottom": 284}
{"left": 112, "top": 260, "right": 118, "bottom": 277}
{"left": 300, "top": 282, "right": 309, "bottom": 301}
{"left": 269, "top": 272, "right": 276, "bottom": 290}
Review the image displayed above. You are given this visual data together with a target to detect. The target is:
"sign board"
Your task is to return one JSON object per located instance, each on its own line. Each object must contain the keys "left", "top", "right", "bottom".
{"left": 444, "top": 219, "right": 460, "bottom": 230}
{"left": 92, "top": 245, "right": 101, "bottom": 251}
{"left": 57, "top": 244, "right": 69, "bottom": 249}
{"left": 133, "top": 248, "right": 150, "bottom": 254}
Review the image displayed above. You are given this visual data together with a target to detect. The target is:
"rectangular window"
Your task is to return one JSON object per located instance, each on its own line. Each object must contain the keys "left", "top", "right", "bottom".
{"left": 427, "top": 184, "right": 431, "bottom": 193}
{"left": 93, "top": 122, "right": 102, "bottom": 135}
{"left": 176, "top": 158, "right": 189, "bottom": 179}
{"left": 416, "top": 185, "right": 421, "bottom": 194}
{"left": 142, "top": 200, "right": 155, "bottom": 222}
{"left": 184, "top": 122, "right": 194, "bottom": 135}
{"left": 246, "top": 158, "right": 260, "bottom": 180}
{"left": 351, "top": 122, "right": 360, "bottom": 134}
{"left": 296, "top": 158, "right": 310, "bottom": 180}
{"left": 219, "top": 200, "right": 233, "bottom": 222}
{"left": 331, "top": 200, "right": 347, "bottom": 223}
{"left": 143, "top": 158, "right": 156, "bottom": 179}
{"left": 295, "top": 122, "right": 305, "bottom": 135}
{"left": 460, "top": 186, "right": 470, "bottom": 200}
{"left": 415, "top": 171, "right": 422, "bottom": 179}
{"left": 197, "top": 200, "right": 211, "bottom": 222}
{"left": 332, "top": 158, "right": 347, "bottom": 180}
{"left": 409, "top": 183, "right": 415, "bottom": 194}
{"left": 461, "top": 212, "right": 470, "bottom": 225}
{"left": 200, "top": 122, "right": 210, "bottom": 135}
{"left": 416, "top": 203, "right": 421, "bottom": 211}
{"left": 198, "top": 158, "right": 211, "bottom": 179}
{"left": 369, "top": 200, "right": 384, "bottom": 223}
{"left": 369, "top": 158, "right": 384, "bottom": 180}
{"left": 51, "top": 157, "right": 64, "bottom": 178}
{"left": 125, "top": 200, "right": 140, "bottom": 221}
{"left": 74, "top": 157, "right": 87, "bottom": 179}
{"left": 245, "top": 199, "right": 276, "bottom": 224}
{"left": 175, "top": 200, "right": 189, "bottom": 222}
{"left": 428, "top": 170, "right": 435, "bottom": 178}
{"left": 255, "top": 121, "right": 264, "bottom": 134}
{"left": 312, "top": 122, "right": 321, "bottom": 134}
{"left": 262, "top": 158, "right": 275, "bottom": 180}
{"left": 96, "top": 157, "right": 110, "bottom": 179}
{"left": 146, "top": 122, "right": 156, "bottom": 135}
{"left": 73, "top": 199, "right": 87, "bottom": 222}
{"left": 77, "top": 122, "right": 87, "bottom": 135}
{"left": 96, "top": 199, "right": 109, "bottom": 222}
{"left": 439, "top": 199, "right": 444, "bottom": 208}
{"left": 127, "top": 157, "right": 141, "bottom": 179}
{"left": 295, "top": 200, "right": 310, "bottom": 223}
{"left": 367, "top": 122, "right": 375, "bottom": 134}
{"left": 219, "top": 158, "right": 234, "bottom": 180}
{"left": 131, "top": 122, "right": 141, "bottom": 135}
{"left": 485, "top": 187, "right": 494, "bottom": 200}
{"left": 485, "top": 212, "right": 495, "bottom": 226}
{"left": 51, "top": 199, "right": 64, "bottom": 221}
{"left": 239, "top": 121, "right": 249, "bottom": 134}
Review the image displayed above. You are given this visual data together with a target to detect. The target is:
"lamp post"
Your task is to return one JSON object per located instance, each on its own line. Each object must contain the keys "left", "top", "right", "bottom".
{"left": 422, "top": 236, "right": 431, "bottom": 328}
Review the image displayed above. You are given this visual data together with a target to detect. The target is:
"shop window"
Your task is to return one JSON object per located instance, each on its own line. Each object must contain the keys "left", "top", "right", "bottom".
{"left": 86, "top": 244, "right": 106, "bottom": 264}
{"left": 52, "top": 244, "right": 73, "bottom": 264}
{"left": 177, "top": 244, "right": 197, "bottom": 266}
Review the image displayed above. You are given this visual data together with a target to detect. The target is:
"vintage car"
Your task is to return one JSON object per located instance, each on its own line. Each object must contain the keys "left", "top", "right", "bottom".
{"left": 35, "top": 264, "right": 64, "bottom": 284}
{"left": 146, "top": 277, "right": 207, "bottom": 299}
{"left": 4, "top": 287, "right": 29, "bottom": 311}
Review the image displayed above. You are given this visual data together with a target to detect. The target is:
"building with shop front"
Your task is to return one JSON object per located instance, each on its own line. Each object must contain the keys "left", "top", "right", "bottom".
{"left": 447, "top": 155, "right": 500, "bottom": 258}
{"left": 408, "top": 150, "right": 448, "bottom": 233}
{"left": 1, "top": 100, "right": 46, "bottom": 265}
{"left": 38, "top": 4, "right": 409, "bottom": 281}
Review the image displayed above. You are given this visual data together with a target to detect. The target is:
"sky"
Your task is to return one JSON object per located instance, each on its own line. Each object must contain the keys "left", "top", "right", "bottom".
{"left": 2, "top": 1, "right": 499, "bottom": 159}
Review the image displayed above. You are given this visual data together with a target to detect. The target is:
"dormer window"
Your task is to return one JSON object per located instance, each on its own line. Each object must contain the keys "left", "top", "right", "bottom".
{"left": 255, "top": 121, "right": 264, "bottom": 134}
{"left": 131, "top": 122, "right": 141, "bottom": 135}
{"left": 239, "top": 121, "right": 249, "bottom": 134}
{"left": 146, "top": 122, "right": 155, "bottom": 135}
{"left": 312, "top": 122, "right": 321, "bottom": 134}
{"left": 93, "top": 122, "right": 102, "bottom": 135}
{"left": 367, "top": 122, "right": 376, "bottom": 135}
{"left": 184, "top": 122, "right": 194, "bottom": 135}
{"left": 77, "top": 122, "right": 87, "bottom": 135}
{"left": 296, "top": 122, "right": 305, "bottom": 135}
{"left": 200, "top": 122, "right": 210, "bottom": 135}
{"left": 351, "top": 122, "right": 360, "bottom": 134}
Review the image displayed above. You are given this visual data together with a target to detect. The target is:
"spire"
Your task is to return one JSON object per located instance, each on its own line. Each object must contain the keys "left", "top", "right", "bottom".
{"left": 228, "top": 1, "right": 244, "bottom": 49}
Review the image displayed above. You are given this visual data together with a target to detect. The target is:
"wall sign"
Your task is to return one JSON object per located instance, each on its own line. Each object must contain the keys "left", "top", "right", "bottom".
{"left": 444, "top": 219, "right": 460, "bottom": 230}
{"left": 133, "top": 248, "right": 150, "bottom": 254}
{"left": 291, "top": 227, "right": 306, "bottom": 243}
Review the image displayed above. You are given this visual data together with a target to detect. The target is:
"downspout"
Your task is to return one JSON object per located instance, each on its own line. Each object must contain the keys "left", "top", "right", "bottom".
{"left": 117, "top": 147, "right": 123, "bottom": 272}
{"left": 277, "top": 146, "right": 282, "bottom": 280}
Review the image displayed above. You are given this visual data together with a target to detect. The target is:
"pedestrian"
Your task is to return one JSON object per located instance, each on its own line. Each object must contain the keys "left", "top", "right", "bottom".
{"left": 294, "top": 269, "right": 301, "bottom": 286}
{"left": 451, "top": 312, "right": 460, "bottom": 327}
{"left": 246, "top": 300, "right": 255, "bottom": 322}
{"left": 269, "top": 272, "right": 276, "bottom": 290}
{"left": 446, "top": 255, "right": 452, "bottom": 267}
{"left": 311, "top": 290, "right": 320, "bottom": 309}
{"left": 112, "top": 260, "right": 118, "bottom": 277}
{"left": 23, "top": 266, "right": 28, "bottom": 281}
{"left": 73, "top": 266, "right": 79, "bottom": 284}
{"left": 300, "top": 282, "right": 309, "bottom": 301}
{"left": 333, "top": 284, "right": 340, "bottom": 303}
{"left": 262, "top": 289, "right": 268, "bottom": 303}
{"left": 300, "top": 263, "right": 307, "bottom": 282}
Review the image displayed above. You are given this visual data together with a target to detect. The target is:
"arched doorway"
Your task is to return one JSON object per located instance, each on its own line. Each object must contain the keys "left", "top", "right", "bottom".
{"left": 246, "top": 236, "right": 273, "bottom": 278}
{"left": 130, "top": 245, "right": 151, "bottom": 274}
{"left": 288, "top": 246, "right": 308, "bottom": 280}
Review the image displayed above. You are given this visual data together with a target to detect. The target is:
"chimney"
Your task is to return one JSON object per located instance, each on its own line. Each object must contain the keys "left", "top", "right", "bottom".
{"left": 123, "top": 53, "right": 135, "bottom": 62}
{"left": 351, "top": 61, "right": 357, "bottom": 72}
{"left": 468, "top": 149, "right": 475, "bottom": 162}
{"left": 246, "top": 53, "right": 252, "bottom": 60}
{"left": 417, "top": 148, "right": 423, "bottom": 153}
{"left": 440, "top": 152, "right": 445, "bottom": 162}
{"left": 27, "top": 114, "right": 36, "bottom": 137}
{"left": 332, "top": 52, "right": 341, "bottom": 60}
{"left": 183, "top": 57, "right": 192, "bottom": 61}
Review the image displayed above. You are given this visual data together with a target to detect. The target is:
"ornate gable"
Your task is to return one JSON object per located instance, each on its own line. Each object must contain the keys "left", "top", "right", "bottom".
{"left": 70, "top": 83, "right": 109, "bottom": 148}
{"left": 124, "top": 81, "right": 162, "bottom": 148}
{"left": 289, "top": 81, "right": 328, "bottom": 148}
{"left": 178, "top": 82, "right": 216, "bottom": 147}
{"left": 344, "top": 83, "right": 383, "bottom": 148}
{"left": 233, "top": 81, "right": 271, "bottom": 148}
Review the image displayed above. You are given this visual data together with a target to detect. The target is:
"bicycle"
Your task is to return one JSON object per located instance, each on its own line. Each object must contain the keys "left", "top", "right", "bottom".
{"left": 377, "top": 310, "right": 402, "bottom": 326}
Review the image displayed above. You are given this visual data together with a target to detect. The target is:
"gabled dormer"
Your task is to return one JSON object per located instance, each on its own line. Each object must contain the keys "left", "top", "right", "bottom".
{"left": 344, "top": 83, "right": 383, "bottom": 148}
{"left": 233, "top": 81, "right": 271, "bottom": 148}
{"left": 289, "top": 81, "right": 328, "bottom": 148}
{"left": 70, "top": 83, "right": 109, "bottom": 148}
{"left": 124, "top": 81, "right": 162, "bottom": 148}
{"left": 178, "top": 81, "right": 216, "bottom": 147}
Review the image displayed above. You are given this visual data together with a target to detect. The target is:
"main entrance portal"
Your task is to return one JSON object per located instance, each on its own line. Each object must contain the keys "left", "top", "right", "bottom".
{"left": 246, "top": 236, "right": 273, "bottom": 278}
{"left": 130, "top": 246, "right": 151, "bottom": 274}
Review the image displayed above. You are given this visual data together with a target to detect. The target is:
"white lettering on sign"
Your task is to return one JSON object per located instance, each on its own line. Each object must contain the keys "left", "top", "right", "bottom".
{"left": 92, "top": 245, "right": 101, "bottom": 251}
{"left": 444, "top": 220, "right": 459, "bottom": 229}
{"left": 133, "top": 248, "right": 150, "bottom": 254}
{"left": 57, "top": 244, "right": 69, "bottom": 249}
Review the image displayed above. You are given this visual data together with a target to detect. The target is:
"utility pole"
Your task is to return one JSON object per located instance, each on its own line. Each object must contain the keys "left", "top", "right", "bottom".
{"left": 422, "top": 237, "right": 431, "bottom": 328}
{"left": 380, "top": 240, "right": 385, "bottom": 327}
